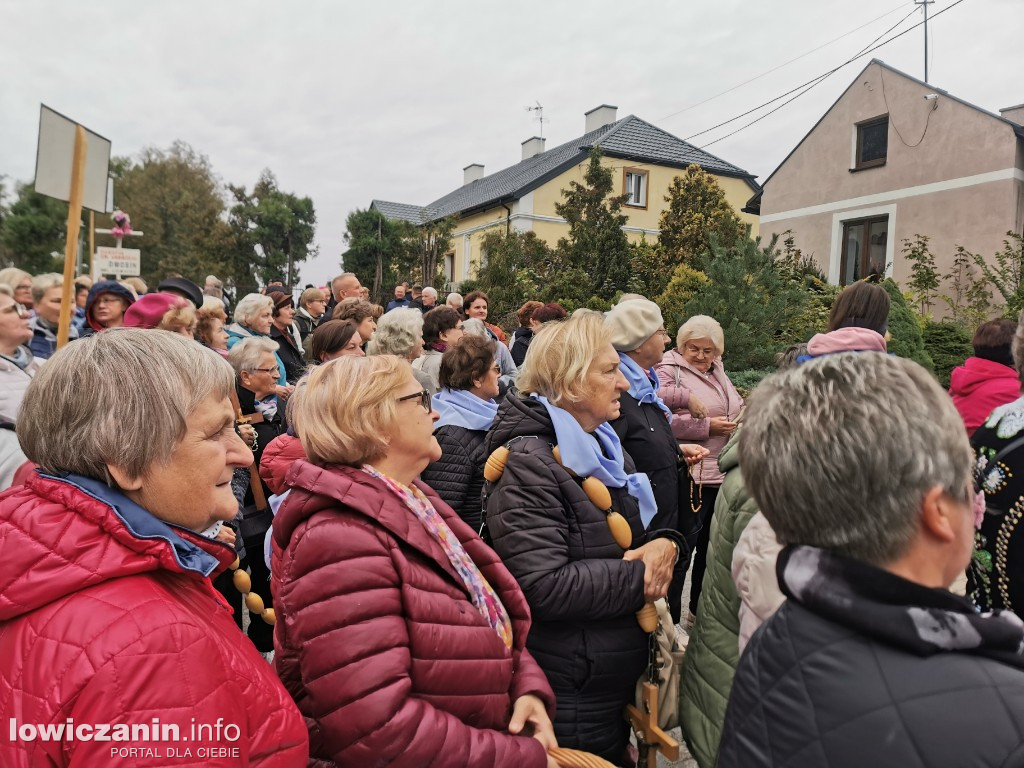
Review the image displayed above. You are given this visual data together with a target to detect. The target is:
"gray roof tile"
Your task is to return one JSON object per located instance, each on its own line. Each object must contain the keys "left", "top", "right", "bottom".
{"left": 374, "top": 115, "right": 759, "bottom": 224}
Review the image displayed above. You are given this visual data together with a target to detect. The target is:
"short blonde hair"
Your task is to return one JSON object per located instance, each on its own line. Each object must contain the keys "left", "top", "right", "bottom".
{"left": 294, "top": 355, "right": 411, "bottom": 466}
{"left": 123, "top": 277, "right": 148, "bottom": 296}
{"left": 199, "top": 295, "right": 228, "bottom": 321}
{"left": 0, "top": 268, "right": 31, "bottom": 294}
{"left": 18, "top": 329, "right": 234, "bottom": 484}
{"left": 518, "top": 310, "right": 611, "bottom": 407}
{"left": 676, "top": 314, "right": 725, "bottom": 356}
{"left": 158, "top": 302, "right": 197, "bottom": 336}
{"left": 299, "top": 287, "right": 326, "bottom": 310}
{"left": 31, "top": 273, "right": 63, "bottom": 305}
{"left": 367, "top": 307, "right": 422, "bottom": 358}
{"left": 235, "top": 293, "right": 274, "bottom": 327}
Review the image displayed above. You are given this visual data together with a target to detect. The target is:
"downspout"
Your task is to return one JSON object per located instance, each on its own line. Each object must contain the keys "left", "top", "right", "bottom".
{"left": 502, "top": 202, "right": 512, "bottom": 235}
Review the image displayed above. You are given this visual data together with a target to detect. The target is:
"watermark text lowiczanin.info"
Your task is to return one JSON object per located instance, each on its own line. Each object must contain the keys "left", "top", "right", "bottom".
{"left": 9, "top": 717, "right": 242, "bottom": 759}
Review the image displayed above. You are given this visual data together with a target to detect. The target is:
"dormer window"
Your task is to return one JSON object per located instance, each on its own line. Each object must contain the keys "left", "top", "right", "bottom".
{"left": 855, "top": 116, "right": 888, "bottom": 170}
{"left": 624, "top": 168, "right": 648, "bottom": 208}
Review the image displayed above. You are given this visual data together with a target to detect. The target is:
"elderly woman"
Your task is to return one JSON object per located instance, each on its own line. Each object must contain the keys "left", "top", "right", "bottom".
{"left": 412, "top": 306, "right": 465, "bottom": 394}
{"left": 294, "top": 286, "right": 327, "bottom": 344}
{"left": 716, "top": 352, "right": 1024, "bottom": 767}
{"left": 0, "top": 330, "right": 307, "bottom": 766}
{"left": 332, "top": 296, "right": 378, "bottom": 347}
{"left": 123, "top": 292, "right": 191, "bottom": 334}
{"left": 485, "top": 312, "right": 684, "bottom": 763}
{"left": 308, "top": 319, "right": 364, "bottom": 363}
{"left": 228, "top": 336, "right": 288, "bottom": 655}
{"left": 227, "top": 292, "right": 290, "bottom": 396}
{"left": 421, "top": 335, "right": 499, "bottom": 531}
{"left": 28, "top": 273, "right": 78, "bottom": 359}
{"left": 81, "top": 279, "right": 135, "bottom": 336}
{"left": 0, "top": 284, "right": 41, "bottom": 488}
{"left": 657, "top": 314, "right": 743, "bottom": 629}
{"left": 266, "top": 289, "right": 306, "bottom": 384}
{"left": 951, "top": 318, "right": 1020, "bottom": 436}
{"left": 197, "top": 296, "right": 230, "bottom": 356}
{"left": 367, "top": 307, "right": 428, "bottom": 385}
{"left": 0, "top": 267, "right": 34, "bottom": 311}
{"left": 464, "top": 290, "right": 508, "bottom": 344}
{"left": 272, "top": 355, "right": 558, "bottom": 767}
{"left": 463, "top": 317, "right": 518, "bottom": 394}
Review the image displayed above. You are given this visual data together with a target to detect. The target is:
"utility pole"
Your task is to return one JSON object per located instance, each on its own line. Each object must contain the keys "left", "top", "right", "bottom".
{"left": 915, "top": 0, "right": 935, "bottom": 82}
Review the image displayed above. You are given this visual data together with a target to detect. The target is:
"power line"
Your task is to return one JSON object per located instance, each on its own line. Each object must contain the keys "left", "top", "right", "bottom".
{"left": 657, "top": 2, "right": 909, "bottom": 123}
{"left": 688, "top": 0, "right": 967, "bottom": 148}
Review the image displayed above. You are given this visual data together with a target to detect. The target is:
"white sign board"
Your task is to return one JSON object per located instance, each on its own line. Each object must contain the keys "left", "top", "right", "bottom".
{"left": 95, "top": 247, "right": 141, "bottom": 277}
{"left": 34, "top": 105, "right": 112, "bottom": 213}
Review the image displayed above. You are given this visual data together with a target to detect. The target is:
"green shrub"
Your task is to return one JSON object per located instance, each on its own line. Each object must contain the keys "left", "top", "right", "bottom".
{"left": 730, "top": 368, "right": 775, "bottom": 399}
{"left": 922, "top": 320, "right": 972, "bottom": 388}
{"left": 883, "top": 279, "right": 935, "bottom": 373}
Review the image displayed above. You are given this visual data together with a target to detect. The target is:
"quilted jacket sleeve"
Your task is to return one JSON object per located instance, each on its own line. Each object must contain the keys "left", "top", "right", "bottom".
{"left": 655, "top": 363, "right": 690, "bottom": 412}
{"left": 67, "top": 623, "right": 306, "bottom": 767}
{"left": 277, "top": 512, "right": 549, "bottom": 768}
{"left": 420, "top": 428, "right": 473, "bottom": 519}
{"left": 487, "top": 450, "right": 646, "bottom": 623}
{"left": 731, "top": 511, "right": 785, "bottom": 654}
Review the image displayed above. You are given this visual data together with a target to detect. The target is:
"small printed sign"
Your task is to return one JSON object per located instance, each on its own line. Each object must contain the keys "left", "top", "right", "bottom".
{"left": 95, "top": 246, "right": 141, "bottom": 276}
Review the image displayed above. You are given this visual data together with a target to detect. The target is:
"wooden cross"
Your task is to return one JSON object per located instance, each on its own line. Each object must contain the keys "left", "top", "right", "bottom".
{"left": 92, "top": 225, "right": 144, "bottom": 281}
{"left": 626, "top": 682, "right": 679, "bottom": 767}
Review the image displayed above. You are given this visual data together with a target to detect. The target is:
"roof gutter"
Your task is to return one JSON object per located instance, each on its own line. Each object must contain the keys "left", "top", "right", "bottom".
{"left": 502, "top": 202, "right": 512, "bottom": 235}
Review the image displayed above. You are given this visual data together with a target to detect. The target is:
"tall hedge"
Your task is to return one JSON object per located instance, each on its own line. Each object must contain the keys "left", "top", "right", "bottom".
{"left": 882, "top": 279, "right": 935, "bottom": 373}
{"left": 922, "top": 320, "right": 972, "bottom": 388}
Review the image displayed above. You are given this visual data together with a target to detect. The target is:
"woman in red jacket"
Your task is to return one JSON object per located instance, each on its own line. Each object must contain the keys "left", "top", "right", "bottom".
{"left": 0, "top": 329, "right": 307, "bottom": 767}
{"left": 950, "top": 318, "right": 1020, "bottom": 436}
{"left": 272, "top": 355, "right": 558, "bottom": 768}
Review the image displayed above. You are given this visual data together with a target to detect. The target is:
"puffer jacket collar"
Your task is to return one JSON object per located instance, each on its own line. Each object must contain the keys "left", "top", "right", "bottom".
{"left": 0, "top": 471, "right": 235, "bottom": 622}
{"left": 278, "top": 460, "right": 467, "bottom": 591}
{"left": 486, "top": 388, "right": 555, "bottom": 453}
{"left": 717, "top": 428, "right": 741, "bottom": 475}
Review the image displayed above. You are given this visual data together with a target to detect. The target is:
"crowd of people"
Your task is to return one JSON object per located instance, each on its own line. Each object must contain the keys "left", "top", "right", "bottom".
{"left": 3, "top": 266, "right": 1024, "bottom": 768}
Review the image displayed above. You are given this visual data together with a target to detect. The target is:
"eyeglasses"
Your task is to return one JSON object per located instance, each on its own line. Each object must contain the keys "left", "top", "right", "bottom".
{"left": 253, "top": 366, "right": 280, "bottom": 375}
{"left": 1, "top": 303, "right": 27, "bottom": 318}
{"left": 397, "top": 389, "right": 432, "bottom": 413}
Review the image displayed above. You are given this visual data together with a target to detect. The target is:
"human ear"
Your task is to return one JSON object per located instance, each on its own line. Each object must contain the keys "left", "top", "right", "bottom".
{"left": 106, "top": 463, "right": 144, "bottom": 492}
{"left": 920, "top": 485, "right": 957, "bottom": 543}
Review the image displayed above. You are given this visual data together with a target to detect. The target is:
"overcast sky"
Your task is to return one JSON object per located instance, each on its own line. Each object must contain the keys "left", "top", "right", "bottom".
{"left": 1, "top": 0, "right": 1020, "bottom": 287}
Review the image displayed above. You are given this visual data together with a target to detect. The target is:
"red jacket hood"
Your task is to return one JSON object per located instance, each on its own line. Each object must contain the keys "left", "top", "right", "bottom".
{"left": 949, "top": 356, "right": 1019, "bottom": 397}
{"left": 0, "top": 472, "right": 235, "bottom": 622}
{"left": 260, "top": 433, "right": 306, "bottom": 495}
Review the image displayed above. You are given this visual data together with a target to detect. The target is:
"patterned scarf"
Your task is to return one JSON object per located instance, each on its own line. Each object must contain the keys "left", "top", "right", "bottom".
{"left": 361, "top": 464, "right": 513, "bottom": 648}
{"left": 779, "top": 545, "right": 1024, "bottom": 667}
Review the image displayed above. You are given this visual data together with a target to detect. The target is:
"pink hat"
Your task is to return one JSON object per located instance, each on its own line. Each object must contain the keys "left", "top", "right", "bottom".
{"left": 123, "top": 292, "right": 187, "bottom": 329}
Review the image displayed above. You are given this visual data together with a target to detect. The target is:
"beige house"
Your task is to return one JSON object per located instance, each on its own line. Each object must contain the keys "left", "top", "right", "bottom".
{"left": 371, "top": 105, "right": 759, "bottom": 289}
{"left": 754, "top": 59, "right": 1024, "bottom": 287}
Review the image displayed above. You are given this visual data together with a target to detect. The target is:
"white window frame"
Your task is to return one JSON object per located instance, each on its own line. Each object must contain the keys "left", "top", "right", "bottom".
{"left": 624, "top": 169, "right": 648, "bottom": 208}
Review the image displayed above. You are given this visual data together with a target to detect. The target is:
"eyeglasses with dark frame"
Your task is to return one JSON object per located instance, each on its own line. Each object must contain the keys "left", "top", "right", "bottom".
{"left": 1, "top": 302, "right": 28, "bottom": 318}
{"left": 396, "top": 389, "right": 432, "bottom": 413}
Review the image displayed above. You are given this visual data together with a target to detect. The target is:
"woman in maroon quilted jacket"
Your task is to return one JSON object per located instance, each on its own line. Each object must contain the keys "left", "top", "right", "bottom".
{"left": 272, "top": 355, "right": 559, "bottom": 768}
{"left": 0, "top": 329, "right": 307, "bottom": 767}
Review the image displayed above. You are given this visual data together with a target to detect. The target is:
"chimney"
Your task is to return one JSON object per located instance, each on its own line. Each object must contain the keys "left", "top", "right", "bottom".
{"left": 521, "top": 136, "right": 546, "bottom": 160}
{"left": 999, "top": 103, "right": 1024, "bottom": 126}
{"left": 584, "top": 104, "right": 618, "bottom": 134}
{"left": 463, "top": 163, "right": 485, "bottom": 185}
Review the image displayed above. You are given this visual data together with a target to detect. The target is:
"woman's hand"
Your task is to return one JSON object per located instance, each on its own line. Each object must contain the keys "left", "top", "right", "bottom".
{"left": 509, "top": 694, "right": 557, "bottom": 753}
{"left": 687, "top": 392, "right": 708, "bottom": 419}
{"left": 276, "top": 384, "right": 294, "bottom": 400}
{"left": 623, "top": 538, "right": 677, "bottom": 601}
{"left": 680, "top": 443, "right": 710, "bottom": 465}
{"left": 709, "top": 416, "right": 737, "bottom": 437}
{"left": 215, "top": 525, "right": 237, "bottom": 546}
{"left": 238, "top": 423, "right": 257, "bottom": 448}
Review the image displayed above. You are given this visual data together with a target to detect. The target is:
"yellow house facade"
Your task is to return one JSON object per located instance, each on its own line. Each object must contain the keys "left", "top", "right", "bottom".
{"left": 371, "top": 105, "right": 760, "bottom": 288}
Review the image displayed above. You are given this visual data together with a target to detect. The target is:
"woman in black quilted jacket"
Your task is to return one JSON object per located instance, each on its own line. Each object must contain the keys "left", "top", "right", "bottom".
{"left": 420, "top": 335, "right": 500, "bottom": 532}
{"left": 484, "top": 312, "right": 684, "bottom": 766}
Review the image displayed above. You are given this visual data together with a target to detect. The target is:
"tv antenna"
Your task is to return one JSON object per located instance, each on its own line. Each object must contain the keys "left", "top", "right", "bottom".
{"left": 525, "top": 101, "right": 548, "bottom": 137}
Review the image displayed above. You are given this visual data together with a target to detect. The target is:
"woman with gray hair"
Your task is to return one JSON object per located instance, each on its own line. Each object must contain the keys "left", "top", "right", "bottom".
{"left": 0, "top": 329, "right": 307, "bottom": 766}
{"left": 656, "top": 314, "right": 742, "bottom": 629}
{"left": 28, "top": 273, "right": 78, "bottom": 359}
{"left": 366, "top": 307, "right": 431, "bottom": 390}
{"left": 717, "top": 352, "right": 1024, "bottom": 767}
{"left": 226, "top": 292, "right": 290, "bottom": 398}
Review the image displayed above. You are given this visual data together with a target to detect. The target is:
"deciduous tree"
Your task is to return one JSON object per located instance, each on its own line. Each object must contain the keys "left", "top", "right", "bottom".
{"left": 341, "top": 208, "right": 413, "bottom": 304}
{"left": 0, "top": 180, "right": 70, "bottom": 274}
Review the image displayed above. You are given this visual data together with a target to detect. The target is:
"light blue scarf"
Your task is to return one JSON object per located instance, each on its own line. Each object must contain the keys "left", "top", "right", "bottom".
{"left": 433, "top": 388, "right": 498, "bottom": 431}
{"left": 618, "top": 352, "right": 672, "bottom": 419}
{"left": 532, "top": 394, "right": 658, "bottom": 528}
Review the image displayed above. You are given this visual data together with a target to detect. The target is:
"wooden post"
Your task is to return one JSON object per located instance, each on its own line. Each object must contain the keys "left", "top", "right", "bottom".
{"left": 88, "top": 210, "right": 94, "bottom": 278}
{"left": 57, "top": 126, "right": 87, "bottom": 349}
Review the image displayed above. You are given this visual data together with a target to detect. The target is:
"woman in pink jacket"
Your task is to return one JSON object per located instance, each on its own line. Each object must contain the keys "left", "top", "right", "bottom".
{"left": 657, "top": 315, "right": 742, "bottom": 629}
